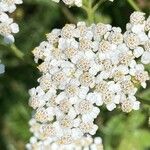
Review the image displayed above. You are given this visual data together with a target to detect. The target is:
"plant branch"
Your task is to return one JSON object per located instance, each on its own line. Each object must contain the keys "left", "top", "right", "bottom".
{"left": 10, "top": 44, "right": 24, "bottom": 60}
{"left": 82, "top": 0, "right": 95, "bottom": 24}
{"left": 127, "top": 0, "right": 141, "bottom": 11}
{"left": 93, "top": 0, "right": 106, "bottom": 11}
{"left": 0, "top": 43, "right": 24, "bottom": 60}
{"left": 61, "top": 5, "right": 77, "bottom": 24}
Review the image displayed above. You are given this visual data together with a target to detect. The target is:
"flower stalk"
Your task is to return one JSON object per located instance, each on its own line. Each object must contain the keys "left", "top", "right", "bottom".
{"left": 82, "top": 0, "right": 95, "bottom": 24}
{"left": 127, "top": 0, "right": 141, "bottom": 11}
{"left": 10, "top": 44, "right": 24, "bottom": 60}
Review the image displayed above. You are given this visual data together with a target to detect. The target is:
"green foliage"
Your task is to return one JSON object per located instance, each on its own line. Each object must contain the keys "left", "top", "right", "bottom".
{"left": 0, "top": 0, "right": 150, "bottom": 150}
{"left": 102, "top": 111, "right": 150, "bottom": 150}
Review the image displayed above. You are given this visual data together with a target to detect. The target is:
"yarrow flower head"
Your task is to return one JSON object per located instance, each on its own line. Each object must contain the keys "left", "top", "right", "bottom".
{"left": 0, "top": 0, "right": 22, "bottom": 43}
{"left": 28, "top": 12, "right": 150, "bottom": 146}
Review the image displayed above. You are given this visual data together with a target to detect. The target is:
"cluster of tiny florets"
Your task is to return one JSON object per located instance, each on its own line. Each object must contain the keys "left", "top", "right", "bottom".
{"left": 0, "top": 0, "right": 22, "bottom": 43}
{"left": 27, "top": 118, "right": 103, "bottom": 150}
{"left": 125, "top": 11, "right": 150, "bottom": 64}
{"left": 28, "top": 12, "right": 149, "bottom": 146}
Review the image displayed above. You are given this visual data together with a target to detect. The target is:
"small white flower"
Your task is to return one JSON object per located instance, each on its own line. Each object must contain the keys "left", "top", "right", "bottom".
{"left": 141, "top": 51, "right": 150, "bottom": 64}
{"left": 124, "top": 32, "right": 140, "bottom": 49}
{"left": 125, "top": 12, "right": 150, "bottom": 65}
{"left": 0, "top": 0, "right": 22, "bottom": 13}
{"left": 75, "top": 98, "right": 100, "bottom": 122}
{"left": 101, "top": 89, "right": 120, "bottom": 111}
{"left": 34, "top": 107, "right": 54, "bottom": 123}
{"left": 86, "top": 92, "right": 103, "bottom": 106}
{"left": 130, "top": 11, "right": 145, "bottom": 25}
{"left": 0, "top": 1, "right": 22, "bottom": 43}
{"left": 119, "top": 77, "right": 137, "bottom": 95}
{"left": 28, "top": 87, "right": 46, "bottom": 109}
{"left": 0, "top": 12, "right": 19, "bottom": 43}
{"left": 121, "top": 95, "right": 140, "bottom": 113}
{"left": 133, "top": 47, "right": 144, "bottom": 58}
{"left": 129, "top": 62, "right": 149, "bottom": 88}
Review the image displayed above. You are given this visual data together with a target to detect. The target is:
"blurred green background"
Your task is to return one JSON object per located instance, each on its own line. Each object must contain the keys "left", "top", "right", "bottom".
{"left": 0, "top": 0, "right": 150, "bottom": 149}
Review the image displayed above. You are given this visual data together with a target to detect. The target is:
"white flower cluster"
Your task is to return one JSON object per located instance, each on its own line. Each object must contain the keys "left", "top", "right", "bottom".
{"left": 125, "top": 11, "right": 150, "bottom": 64}
{"left": 26, "top": 119, "right": 103, "bottom": 150}
{"left": 0, "top": 0, "right": 22, "bottom": 43}
{"left": 29, "top": 11, "right": 149, "bottom": 146}
{"left": 51, "top": 0, "right": 113, "bottom": 7}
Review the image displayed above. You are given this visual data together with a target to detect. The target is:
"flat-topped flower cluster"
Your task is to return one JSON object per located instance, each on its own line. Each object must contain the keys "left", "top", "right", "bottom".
{"left": 27, "top": 118, "right": 103, "bottom": 150}
{"left": 28, "top": 11, "right": 149, "bottom": 146}
{"left": 0, "top": 0, "right": 22, "bottom": 43}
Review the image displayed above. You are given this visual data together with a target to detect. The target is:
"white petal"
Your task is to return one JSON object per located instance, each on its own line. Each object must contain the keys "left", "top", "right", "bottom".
{"left": 109, "top": 83, "right": 121, "bottom": 93}
{"left": 131, "top": 24, "right": 144, "bottom": 34}
{"left": 141, "top": 51, "right": 150, "bottom": 64}
{"left": 82, "top": 114, "right": 93, "bottom": 122}
{"left": 113, "top": 95, "right": 120, "bottom": 104}
{"left": 90, "top": 125, "right": 98, "bottom": 135}
{"left": 141, "top": 82, "right": 146, "bottom": 88}
{"left": 132, "top": 101, "right": 140, "bottom": 110}
{"left": 138, "top": 32, "right": 148, "bottom": 43}
{"left": 16, "top": 0, "right": 23, "bottom": 4}
{"left": 55, "top": 92, "right": 66, "bottom": 103}
{"left": 29, "top": 137, "right": 37, "bottom": 144}
{"left": 10, "top": 23, "right": 19, "bottom": 33}
{"left": 106, "top": 103, "right": 116, "bottom": 111}
{"left": 4, "top": 35, "right": 14, "bottom": 44}
{"left": 72, "top": 128, "right": 83, "bottom": 139}
{"left": 86, "top": 92, "right": 102, "bottom": 104}
{"left": 91, "top": 107, "right": 100, "bottom": 118}
{"left": 9, "top": 5, "right": 16, "bottom": 13}
{"left": 78, "top": 86, "right": 89, "bottom": 99}
{"left": 0, "top": 12, "right": 9, "bottom": 22}
{"left": 73, "top": 118, "right": 81, "bottom": 127}
{"left": 133, "top": 47, "right": 144, "bottom": 58}
{"left": 68, "top": 108, "right": 77, "bottom": 119}
{"left": 85, "top": 50, "right": 95, "bottom": 59}
{"left": 0, "top": 64, "right": 5, "bottom": 74}
{"left": 129, "top": 60, "right": 136, "bottom": 68}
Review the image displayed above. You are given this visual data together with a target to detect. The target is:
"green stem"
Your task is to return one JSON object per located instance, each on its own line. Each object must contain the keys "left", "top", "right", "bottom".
{"left": 82, "top": 0, "right": 108, "bottom": 24}
{"left": 82, "top": 0, "right": 95, "bottom": 24}
{"left": 87, "top": 0, "right": 94, "bottom": 24}
{"left": 61, "top": 5, "right": 77, "bottom": 23}
{"left": 10, "top": 44, "right": 24, "bottom": 60}
{"left": 127, "top": 0, "right": 141, "bottom": 11}
{"left": 93, "top": 0, "right": 106, "bottom": 11}
{"left": 0, "top": 43, "right": 24, "bottom": 60}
